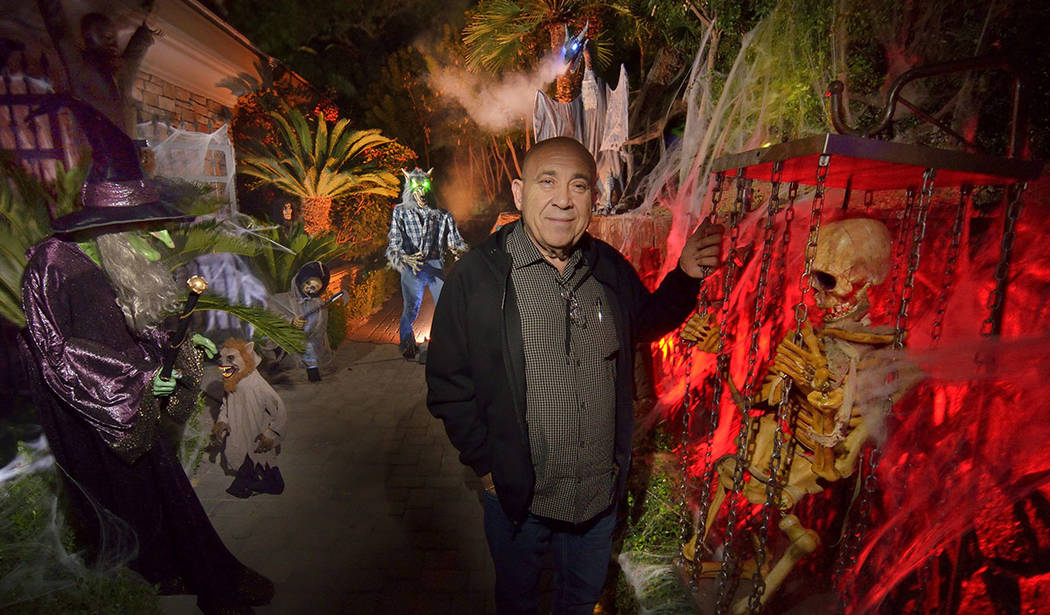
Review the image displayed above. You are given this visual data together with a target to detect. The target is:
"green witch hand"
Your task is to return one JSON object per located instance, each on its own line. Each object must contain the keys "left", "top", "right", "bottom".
{"left": 191, "top": 333, "right": 217, "bottom": 359}
{"left": 151, "top": 369, "right": 182, "bottom": 397}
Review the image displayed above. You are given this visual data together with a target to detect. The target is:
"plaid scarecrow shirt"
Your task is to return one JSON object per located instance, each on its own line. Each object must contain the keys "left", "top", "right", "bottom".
{"left": 385, "top": 203, "right": 468, "bottom": 273}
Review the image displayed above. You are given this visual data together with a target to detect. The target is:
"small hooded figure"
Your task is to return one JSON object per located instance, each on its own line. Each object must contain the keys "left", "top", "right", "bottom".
{"left": 213, "top": 339, "right": 287, "bottom": 498}
{"left": 268, "top": 261, "right": 332, "bottom": 381}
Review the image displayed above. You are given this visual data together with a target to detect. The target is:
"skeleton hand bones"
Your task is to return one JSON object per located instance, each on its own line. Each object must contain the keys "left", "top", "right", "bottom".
{"left": 403, "top": 252, "right": 423, "bottom": 274}
{"left": 762, "top": 322, "right": 843, "bottom": 410}
{"left": 681, "top": 312, "right": 722, "bottom": 354}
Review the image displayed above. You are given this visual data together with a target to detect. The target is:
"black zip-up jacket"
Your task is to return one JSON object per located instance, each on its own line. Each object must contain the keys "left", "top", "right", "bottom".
{"left": 425, "top": 221, "right": 701, "bottom": 524}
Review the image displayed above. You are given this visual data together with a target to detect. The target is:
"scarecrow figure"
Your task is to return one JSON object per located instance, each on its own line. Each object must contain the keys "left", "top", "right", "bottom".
{"left": 385, "top": 168, "right": 468, "bottom": 360}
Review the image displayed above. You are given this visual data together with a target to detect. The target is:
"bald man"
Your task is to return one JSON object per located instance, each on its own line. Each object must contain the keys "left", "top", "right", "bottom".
{"left": 426, "top": 137, "right": 723, "bottom": 614}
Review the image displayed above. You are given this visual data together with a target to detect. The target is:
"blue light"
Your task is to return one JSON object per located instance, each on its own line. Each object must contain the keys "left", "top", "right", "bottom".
{"left": 572, "top": 43, "right": 578, "bottom": 50}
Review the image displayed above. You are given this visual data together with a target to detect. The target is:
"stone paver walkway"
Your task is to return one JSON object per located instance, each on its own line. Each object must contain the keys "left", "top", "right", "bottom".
{"left": 160, "top": 340, "right": 496, "bottom": 615}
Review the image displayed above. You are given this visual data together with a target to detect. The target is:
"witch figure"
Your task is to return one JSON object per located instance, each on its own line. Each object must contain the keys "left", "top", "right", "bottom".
{"left": 18, "top": 97, "right": 273, "bottom": 614}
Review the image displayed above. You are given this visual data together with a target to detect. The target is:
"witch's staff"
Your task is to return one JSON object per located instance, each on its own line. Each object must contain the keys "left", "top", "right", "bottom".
{"left": 160, "top": 275, "right": 207, "bottom": 379}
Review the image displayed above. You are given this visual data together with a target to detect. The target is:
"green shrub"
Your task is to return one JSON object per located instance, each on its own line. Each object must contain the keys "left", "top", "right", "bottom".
{"left": 344, "top": 266, "right": 399, "bottom": 322}
{"left": 327, "top": 296, "right": 348, "bottom": 349}
{"left": 0, "top": 449, "right": 160, "bottom": 613}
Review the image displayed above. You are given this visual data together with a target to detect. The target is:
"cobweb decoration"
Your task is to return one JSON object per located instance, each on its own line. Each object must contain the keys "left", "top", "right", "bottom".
{"left": 137, "top": 122, "right": 238, "bottom": 208}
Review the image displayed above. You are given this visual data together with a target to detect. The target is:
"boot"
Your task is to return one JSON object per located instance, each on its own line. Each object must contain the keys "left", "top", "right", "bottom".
{"left": 245, "top": 464, "right": 285, "bottom": 496}
{"left": 226, "top": 455, "right": 257, "bottom": 498}
{"left": 262, "top": 465, "right": 285, "bottom": 495}
{"left": 400, "top": 340, "right": 418, "bottom": 360}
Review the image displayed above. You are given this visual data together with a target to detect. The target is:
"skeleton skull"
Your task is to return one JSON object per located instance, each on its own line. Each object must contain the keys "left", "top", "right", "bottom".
{"left": 809, "top": 218, "right": 892, "bottom": 323}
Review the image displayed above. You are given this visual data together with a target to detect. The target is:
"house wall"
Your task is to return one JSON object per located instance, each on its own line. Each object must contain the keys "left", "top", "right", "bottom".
{"left": 132, "top": 71, "right": 230, "bottom": 133}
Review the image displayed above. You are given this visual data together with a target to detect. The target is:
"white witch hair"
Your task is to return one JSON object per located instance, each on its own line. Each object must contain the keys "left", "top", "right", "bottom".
{"left": 96, "top": 231, "right": 181, "bottom": 332}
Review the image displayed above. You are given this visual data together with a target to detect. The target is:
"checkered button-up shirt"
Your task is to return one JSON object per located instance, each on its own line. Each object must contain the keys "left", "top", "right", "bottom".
{"left": 507, "top": 223, "right": 619, "bottom": 523}
{"left": 385, "top": 204, "right": 468, "bottom": 272}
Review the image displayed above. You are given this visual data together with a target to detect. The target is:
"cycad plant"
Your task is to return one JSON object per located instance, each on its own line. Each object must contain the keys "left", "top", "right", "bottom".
{"left": 244, "top": 221, "right": 349, "bottom": 295}
{"left": 0, "top": 155, "right": 82, "bottom": 328}
{"left": 462, "top": 0, "right": 617, "bottom": 102}
{"left": 238, "top": 107, "right": 400, "bottom": 235}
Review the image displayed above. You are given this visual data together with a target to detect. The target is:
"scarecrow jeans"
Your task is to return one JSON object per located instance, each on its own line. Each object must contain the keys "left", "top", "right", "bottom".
{"left": 400, "top": 258, "right": 445, "bottom": 351}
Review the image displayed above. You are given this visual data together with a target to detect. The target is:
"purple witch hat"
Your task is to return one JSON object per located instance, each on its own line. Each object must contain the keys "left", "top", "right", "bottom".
{"left": 37, "top": 96, "right": 192, "bottom": 233}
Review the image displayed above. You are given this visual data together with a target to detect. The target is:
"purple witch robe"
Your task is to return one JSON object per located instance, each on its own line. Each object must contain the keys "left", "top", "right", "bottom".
{"left": 19, "top": 237, "right": 257, "bottom": 602}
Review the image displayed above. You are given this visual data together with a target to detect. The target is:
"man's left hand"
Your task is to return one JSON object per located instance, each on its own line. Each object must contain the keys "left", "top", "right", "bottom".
{"left": 191, "top": 333, "right": 217, "bottom": 359}
{"left": 678, "top": 218, "right": 724, "bottom": 279}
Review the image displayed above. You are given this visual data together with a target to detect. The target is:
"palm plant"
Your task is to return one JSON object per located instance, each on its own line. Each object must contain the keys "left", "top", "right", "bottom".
{"left": 245, "top": 221, "right": 350, "bottom": 296}
{"left": 462, "top": 0, "right": 618, "bottom": 102}
{"left": 0, "top": 155, "right": 81, "bottom": 328}
{"left": 160, "top": 220, "right": 262, "bottom": 273}
{"left": 238, "top": 107, "right": 400, "bottom": 235}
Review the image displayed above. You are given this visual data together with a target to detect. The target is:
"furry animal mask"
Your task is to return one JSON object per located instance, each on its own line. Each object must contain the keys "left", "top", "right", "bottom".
{"left": 217, "top": 338, "right": 260, "bottom": 393}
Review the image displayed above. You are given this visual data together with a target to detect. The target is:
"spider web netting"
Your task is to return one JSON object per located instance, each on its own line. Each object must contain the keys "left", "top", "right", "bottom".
{"left": 137, "top": 122, "right": 238, "bottom": 206}
{"left": 136, "top": 122, "right": 270, "bottom": 337}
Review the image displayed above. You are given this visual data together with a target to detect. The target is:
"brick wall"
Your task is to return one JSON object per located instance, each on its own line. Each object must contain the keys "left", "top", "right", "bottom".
{"left": 131, "top": 72, "right": 232, "bottom": 133}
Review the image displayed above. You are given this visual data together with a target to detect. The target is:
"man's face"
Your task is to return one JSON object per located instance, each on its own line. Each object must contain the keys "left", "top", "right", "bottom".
{"left": 83, "top": 18, "right": 119, "bottom": 57}
{"left": 511, "top": 142, "right": 595, "bottom": 260}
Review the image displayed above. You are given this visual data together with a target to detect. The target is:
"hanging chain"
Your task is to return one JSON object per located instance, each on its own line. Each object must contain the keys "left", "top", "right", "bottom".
{"left": 894, "top": 169, "right": 935, "bottom": 349}
{"left": 742, "top": 162, "right": 787, "bottom": 614}
{"left": 930, "top": 186, "right": 971, "bottom": 344}
{"left": 980, "top": 181, "right": 1028, "bottom": 337}
{"left": 709, "top": 171, "right": 752, "bottom": 609}
{"left": 766, "top": 183, "right": 798, "bottom": 366}
{"left": 676, "top": 321, "right": 699, "bottom": 574}
{"left": 836, "top": 169, "right": 936, "bottom": 608}
{"left": 773, "top": 157, "right": 830, "bottom": 493}
{"left": 791, "top": 155, "right": 830, "bottom": 339}
{"left": 888, "top": 187, "right": 918, "bottom": 304}
{"left": 678, "top": 173, "right": 725, "bottom": 574}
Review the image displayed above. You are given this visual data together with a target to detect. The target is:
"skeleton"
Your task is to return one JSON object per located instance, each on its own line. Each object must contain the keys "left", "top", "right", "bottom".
{"left": 681, "top": 218, "right": 920, "bottom": 613}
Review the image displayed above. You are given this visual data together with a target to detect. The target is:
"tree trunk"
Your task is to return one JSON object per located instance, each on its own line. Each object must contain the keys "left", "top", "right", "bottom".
{"left": 301, "top": 195, "right": 332, "bottom": 236}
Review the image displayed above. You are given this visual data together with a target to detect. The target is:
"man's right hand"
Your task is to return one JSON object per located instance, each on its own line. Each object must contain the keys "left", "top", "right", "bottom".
{"left": 212, "top": 421, "right": 229, "bottom": 440}
{"left": 480, "top": 473, "right": 496, "bottom": 494}
{"left": 151, "top": 369, "right": 181, "bottom": 397}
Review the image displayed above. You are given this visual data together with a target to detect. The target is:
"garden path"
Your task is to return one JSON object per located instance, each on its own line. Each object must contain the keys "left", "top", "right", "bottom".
{"left": 346, "top": 283, "right": 437, "bottom": 346}
{"left": 159, "top": 334, "right": 495, "bottom": 615}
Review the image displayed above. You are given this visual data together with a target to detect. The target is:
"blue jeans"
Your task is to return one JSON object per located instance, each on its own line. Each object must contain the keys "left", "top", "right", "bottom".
{"left": 399, "top": 259, "right": 444, "bottom": 348}
{"left": 482, "top": 491, "right": 616, "bottom": 615}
